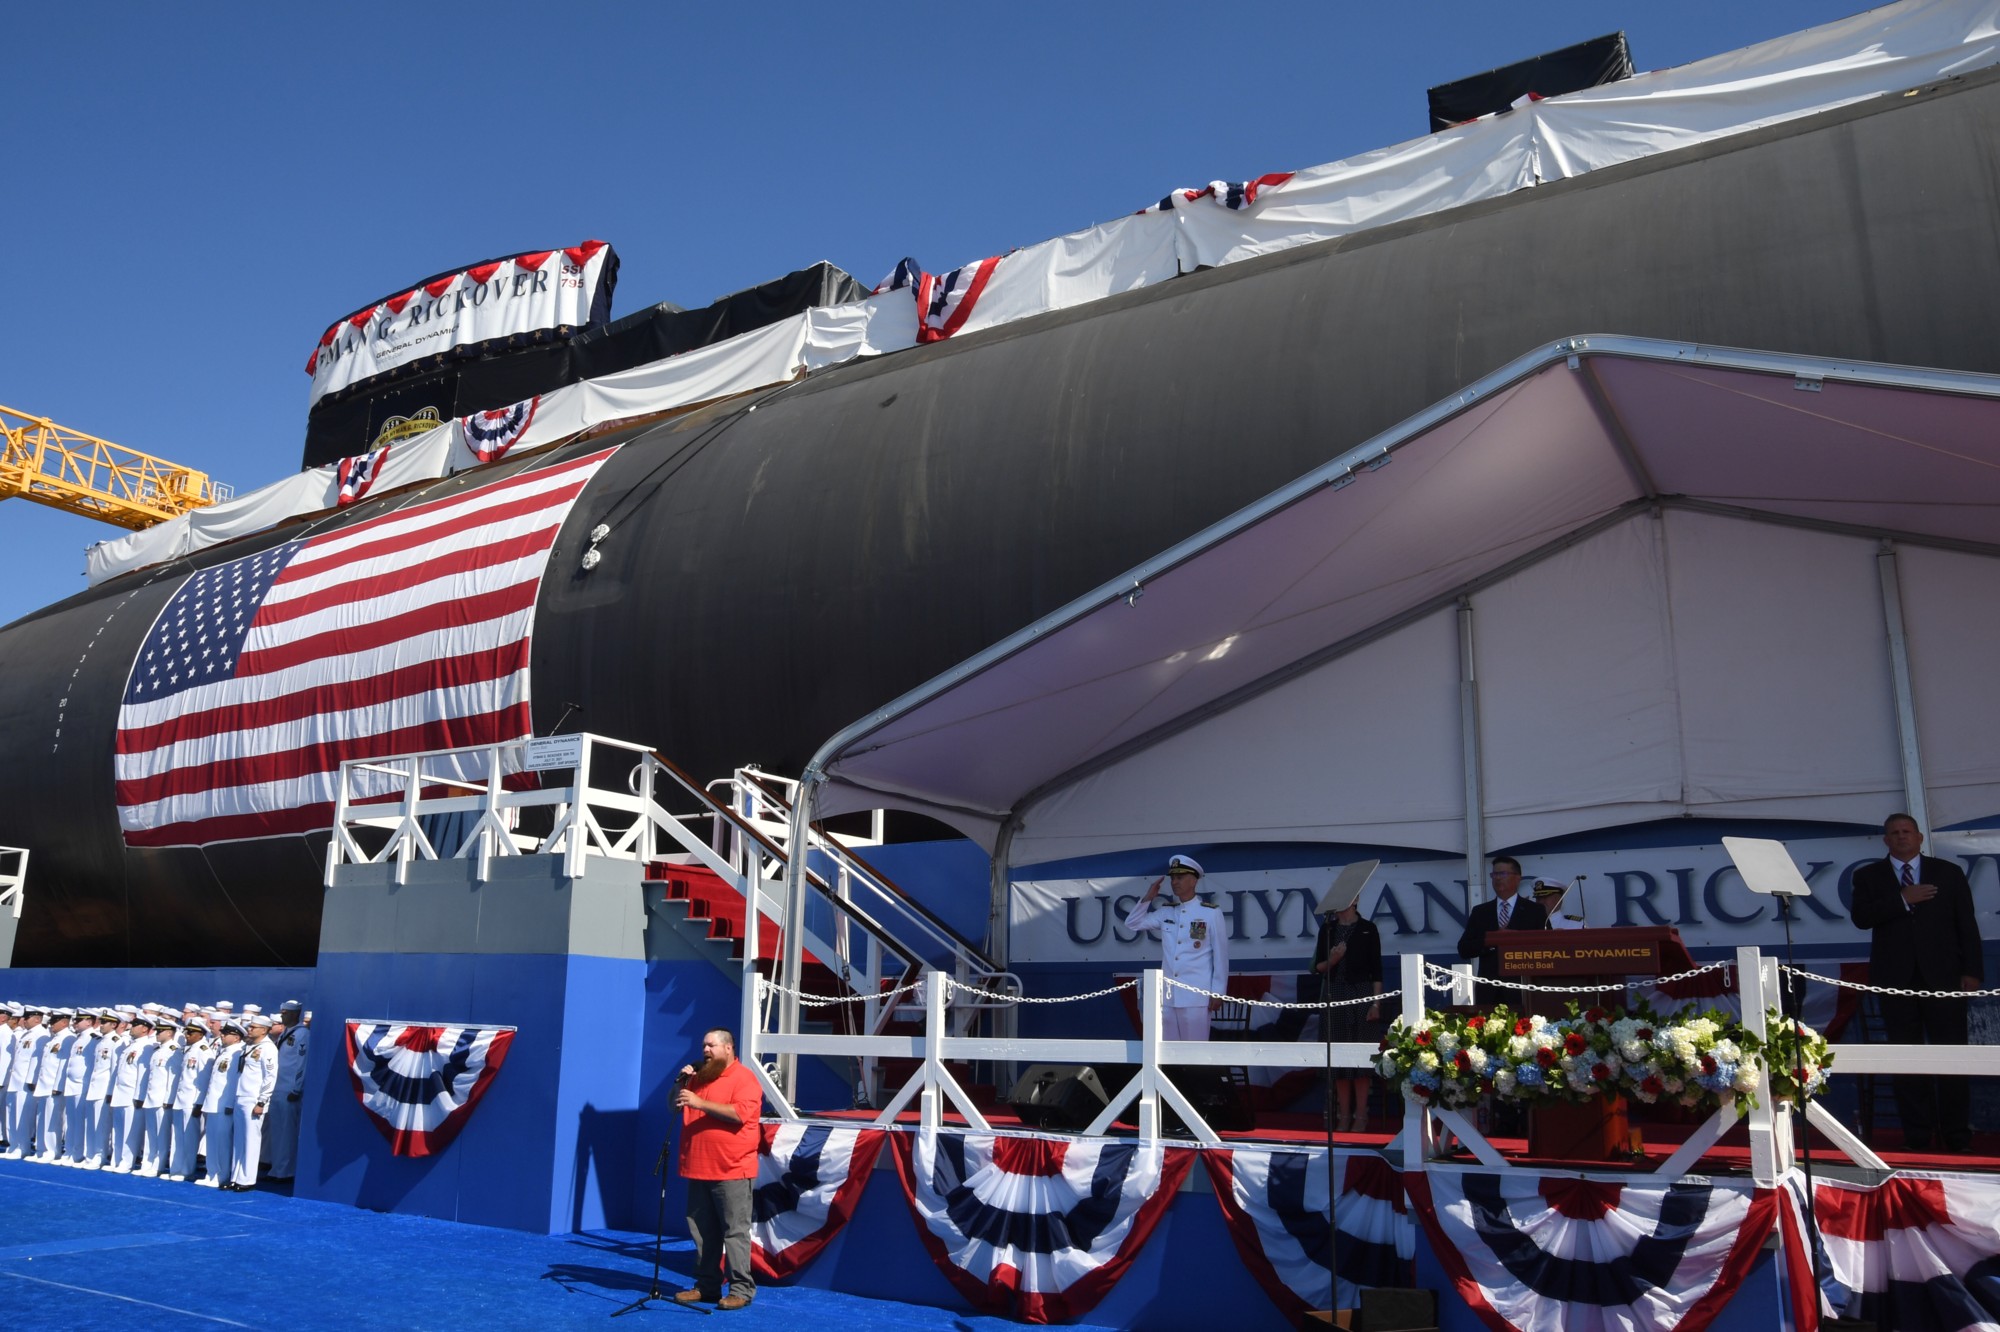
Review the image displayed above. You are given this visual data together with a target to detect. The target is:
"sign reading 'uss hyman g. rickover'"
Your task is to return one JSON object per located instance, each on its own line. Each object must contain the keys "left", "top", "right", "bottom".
{"left": 305, "top": 241, "right": 617, "bottom": 406}
{"left": 1009, "top": 832, "right": 2000, "bottom": 965}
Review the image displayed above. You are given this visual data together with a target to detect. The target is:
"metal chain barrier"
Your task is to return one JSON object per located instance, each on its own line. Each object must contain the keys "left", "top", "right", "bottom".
{"left": 1420, "top": 958, "right": 1733, "bottom": 997}
{"left": 1164, "top": 977, "right": 1399, "bottom": 1010}
{"left": 947, "top": 977, "right": 1138, "bottom": 1005}
{"left": 759, "top": 977, "right": 927, "bottom": 1007}
{"left": 1779, "top": 965, "right": 2000, "bottom": 1000}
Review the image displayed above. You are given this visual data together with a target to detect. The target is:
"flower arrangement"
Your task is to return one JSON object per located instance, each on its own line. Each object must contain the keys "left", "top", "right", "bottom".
{"left": 1374, "top": 999, "right": 1825, "bottom": 1114}
{"left": 1763, "top": 1011, "right": 1834, "bottom": 1102}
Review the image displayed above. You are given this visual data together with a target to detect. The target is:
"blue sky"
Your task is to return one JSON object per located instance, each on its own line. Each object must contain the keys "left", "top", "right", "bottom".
{"left": 1, "top": 2, "right": 1879, "bottom": 627}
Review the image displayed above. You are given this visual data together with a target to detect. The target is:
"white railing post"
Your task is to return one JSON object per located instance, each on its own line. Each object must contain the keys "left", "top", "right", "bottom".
{"left": 1401, "top": 951, "right": 1430, "bottom": 1161}
{"left": 1139, "top": 969, "right": 1163, "bottom": 1144}
{"left": 395, "top": 756, "right": 421, "bottom": 884}
{"left": 922, "top": 969, "right": 948, "bottom": 1131}
{"left": 1738, "top": 945, "right": 1781, "bottom": 1186}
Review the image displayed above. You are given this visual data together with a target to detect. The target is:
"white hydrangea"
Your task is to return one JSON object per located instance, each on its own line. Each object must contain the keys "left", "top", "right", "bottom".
{"left": 1435, "top": 1030, "right": 1460, "bottom": 1056}
{"left": 1377, "top": 1053, "right": 1399, "bottom": 1077}
{"left": 1507, "top": 1035, "right": 1531, "bottom": 1060}
{"left": 1493, "top": 1068, "right": 1518, "bottom": 1095}
{"left": 1465, "top": 1047, "right": 1489, "bottom": 1073}
{"left": 1732, "top": 1064, "right": 1760, "bottom": 1094}
{"left": 1417, "top": 1051, "right": 1439, "bottom": 1071}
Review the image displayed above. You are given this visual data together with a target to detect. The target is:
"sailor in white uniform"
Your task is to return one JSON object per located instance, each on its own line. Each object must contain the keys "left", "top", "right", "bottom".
{"left": 196, "top": 1021, "right": 244, "bottom": 1188}
{"left": 1123, "top": 854, "right": 1231, "bottom": 1041}
{"left": 106, "top": 1013, "right": 152, "bottom": 1172}
{"left": 232, "top": 1013, "right": 279, "bottom": 1189}
{"left": 79, "top": 1009, "right": 121, "bottom": 1167}
{"left": 266, "top": 1000, "right": 308, "bottom": 1179}
{"left": 4, "top": 1006, "right": 46, "bottom": 1157}
{"left": 0, "top": 1002, "right": 17, "bottom": 1151}
{"left": 31, "top": 1009, "right": 74, "bottom": 1160}
{"left": 136, "top": 1019, "right": 178, "bottom": 1176}
{"left": 60, "top": 1008, "right": 100, "bottom": 1160}
{"left": 168, "top": 1020, "right": 214, "bottom": 1181}
{"left": 1532, "top": 879, "right": 1585, "bottom": 930}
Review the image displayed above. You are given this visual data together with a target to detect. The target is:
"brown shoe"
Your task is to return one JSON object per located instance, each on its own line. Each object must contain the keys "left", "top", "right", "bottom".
{"left": 672, "top": 1290, "right": 709, "bottom": 1305}
{"left": 716, "top": 1295, "right": 752, "bottom": 1311}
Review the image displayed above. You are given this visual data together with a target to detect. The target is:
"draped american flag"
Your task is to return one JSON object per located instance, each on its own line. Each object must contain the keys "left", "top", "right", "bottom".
{"left": 113, "top": 447, "right": 616, "bottom": 847}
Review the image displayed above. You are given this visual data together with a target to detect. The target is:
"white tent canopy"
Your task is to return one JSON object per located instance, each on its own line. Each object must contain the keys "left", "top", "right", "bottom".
{"left": 798, "top": 337, "right": 2000, "bottom": 921}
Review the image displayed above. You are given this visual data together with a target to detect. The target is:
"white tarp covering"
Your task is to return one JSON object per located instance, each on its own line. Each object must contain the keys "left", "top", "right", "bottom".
{"left": 90, "top": 2, "right": 2000, "bottom": 585}
{"left": 805, "top": 339, "right": 2000, "bottom": 869}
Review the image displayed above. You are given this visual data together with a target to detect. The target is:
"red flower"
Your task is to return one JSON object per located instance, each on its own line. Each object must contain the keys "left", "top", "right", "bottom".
{"left": 1564, "top": 1032, "right": 1588, "bottom": 1056}
{"left": 1641, "top": 1076, "right": 1664, "bottom": 1095}
{"left": 1584, "top": 1007, "right": 1608, "bottom": 1023}
{"left": 1536, "top": 1047, "right": 1557, "bottom": 1068}
{"left": 1413, "top": 1084, "right": 1433, "bottom": 1100}
{"left": 1514, "top": 1018, "right": 1534, "bottom": 1036}
{"left": 1793, "top": 1068, "right": 1809, "bottom": 1083}
{"left": 1591, "top": 1062, "right": 1612, "bottom": 1081}
{"left": 1467, "top": 1016, "right": 1487, "bottom": 1031}
{"left": 1415, "top": 1031, "right": 1431, "bottom": 1046}
{"left": 1455, "top": 1051, "right": 1472, "bottom": 1071}
{"left": 1636, "top": 1027, "right": 1654, "bottom": 1042}
{"left": 1700, "top": 1054, "right": 1718, "bottom": 1075}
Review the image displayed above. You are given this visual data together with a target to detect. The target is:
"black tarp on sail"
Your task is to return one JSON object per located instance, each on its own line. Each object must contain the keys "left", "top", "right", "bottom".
{"left": 299, "top": 262, "right": 866, "bottom": 469}
{"left": 1427, "top": 32, "right": 1632, "bottom": 131}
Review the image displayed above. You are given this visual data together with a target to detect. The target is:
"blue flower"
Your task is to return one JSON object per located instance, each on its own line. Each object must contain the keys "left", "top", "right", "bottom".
{"left": 1410, "top": 1067, "right": 1441, "bottom": 1089}
{"left": 1513, "top": 1062, "right": 1544, "bottom": 1088}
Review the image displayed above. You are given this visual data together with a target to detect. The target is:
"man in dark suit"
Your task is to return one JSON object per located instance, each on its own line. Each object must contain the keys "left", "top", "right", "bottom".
{"left": 1457, "top": 855, "right": 1549, "bottom": 1015}
{"left": 1850, "top": 813, "right": 1984, "bottom": 1152}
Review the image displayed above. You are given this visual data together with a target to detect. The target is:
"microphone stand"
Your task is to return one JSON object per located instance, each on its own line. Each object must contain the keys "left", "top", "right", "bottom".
{"left": 614, "top": 1076, "right": 709, "bottom": 1318}
{"left": 1774, "top": 895, "right": 1828, "bottom": 1305}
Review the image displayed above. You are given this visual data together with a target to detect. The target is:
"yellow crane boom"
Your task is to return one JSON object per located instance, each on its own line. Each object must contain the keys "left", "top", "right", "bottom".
{"left": 0, "top": 404, "right": 229, "bottom": 530}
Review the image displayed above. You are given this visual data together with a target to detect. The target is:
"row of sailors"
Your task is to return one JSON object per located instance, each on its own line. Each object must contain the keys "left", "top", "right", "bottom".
{"left": 0, "top": 1000, "right": 309, "bottom": 1189}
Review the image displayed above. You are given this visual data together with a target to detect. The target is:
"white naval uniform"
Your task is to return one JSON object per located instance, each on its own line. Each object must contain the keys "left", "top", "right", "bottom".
{"left": 0, "top": 1025, "right": 13, "bottom": 1148}
{"left": 32, "top": 1028, "right": 72, "bottom": 1158}
{"left": 107, "top": 1036, "right": 146, "bottom": 1171}
{"left": 61, "top": 1029, "right": 95, "bottom": 1163}
{"left": 197, "top": 1043, "right": 241, "bottom": 1185}
{"left": 1124, "top": 891, "right": 1231, "bottom": 1040}
{"left": 138, "top": 1037, "right": 177, "bottom": 1174}
{"left": 266, "top": 1025, "right": 308, "bottom": 1178}
{"left": 6, "top": 1023, "right": 46, "bottom": 1154}
{"left": 169, "top": 1037, "right": 215, "bottom": 1180}
{"left": 82, "top": 1031, "right": 119, "bottom": 1163}
{"left": 232, "top": 1035, "right": 278, "bottom": 1186}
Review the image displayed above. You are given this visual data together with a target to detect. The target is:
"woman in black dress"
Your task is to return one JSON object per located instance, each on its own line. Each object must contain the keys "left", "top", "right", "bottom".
{"left": 1312, "top": 898, "right": 1383, "bottom": 1134}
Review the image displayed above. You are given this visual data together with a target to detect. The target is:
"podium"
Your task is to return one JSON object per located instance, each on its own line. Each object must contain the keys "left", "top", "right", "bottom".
{"left": 1494, "top": 926, "right": 1696, "bottom": 1010}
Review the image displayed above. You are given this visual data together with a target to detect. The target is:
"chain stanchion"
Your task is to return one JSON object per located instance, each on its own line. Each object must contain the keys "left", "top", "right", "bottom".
{"left": 1779, "top": 965, "right": 2000, "bottom": 1000}
{"left": 1420, "top": 958, "right": 1733, "bottom": 998}
{"left": 1162, "top": 977, "right": 1400, "bottom": 1010}
{"left": 759, "top": 977, "right": 928, "bottom": 1008}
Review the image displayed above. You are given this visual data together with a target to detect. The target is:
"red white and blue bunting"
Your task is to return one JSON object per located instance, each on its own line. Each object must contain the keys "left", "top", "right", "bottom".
{"left": 1802, "top": 1172, "right": 2000, "bottom": 1332}
{"left": 336, "top": 444, "right": 390, "bottom": 507}
{"left": 750, "top": 1122, "right": 887, "bottom": 1280}
{"left": 344, "top": 1020, "right": 517, "bottom": 1158}
{"left": 1203, "top": 1147, "right": 1415, "bottom": 1325}
{"left": 1405, "top": 1169, "right": 1778, "bottom": 1332}
{"left": 915, "top": 257, "right": 1001, "bottom": 344}
{"left": 1136, "top": 172, "right": 1296, "bottom": 214}
{"left": 461, "top": 396, "right": 540, "bottom": 465}
{"left": 888, "top": 1128, "right": 1192, "bottom": 1324}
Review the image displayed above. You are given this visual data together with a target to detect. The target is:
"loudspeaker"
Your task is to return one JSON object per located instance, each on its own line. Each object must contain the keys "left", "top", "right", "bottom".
{"left": 1359, "top": 1287, "right": 1438, "bottom": 1330}
{"left": 1006, "top": 1064, "right": 1110, "bottom": 1130}
{"left": 1166, "top": 1066, "right": 1256, "bottom": 1134}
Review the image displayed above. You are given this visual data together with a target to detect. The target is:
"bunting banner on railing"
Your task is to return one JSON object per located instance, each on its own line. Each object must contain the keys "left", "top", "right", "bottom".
{"left": 750, "top": 1122, "right": 888, "bottom": 1280}
{"left": 1800, "top": 1171, "right": 2000, "bottom": 1332}
{"left": 1203, "top": 1148, "right": 1414, "bottom": 1324}
{"left": 462, "top": 396, "right": 539, "bottom": 465}
{"left": 1405, "top": 1169, "right": 1778, "bottom": 1332}
{"left": 344, "top": 1020, "right": 517, "bottom": 1157}
{"left": 888, "top": 1128, "right": 1193, "bottom": 1324}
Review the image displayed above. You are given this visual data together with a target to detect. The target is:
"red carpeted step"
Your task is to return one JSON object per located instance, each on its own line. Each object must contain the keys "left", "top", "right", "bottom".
{"left": 649, "top": 862, "right": 832, "bottom": 971}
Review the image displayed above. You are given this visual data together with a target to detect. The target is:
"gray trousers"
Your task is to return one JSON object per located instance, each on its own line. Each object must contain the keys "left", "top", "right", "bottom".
{"left": 685, "top": 1176, "right": 754, "bottom": 1302}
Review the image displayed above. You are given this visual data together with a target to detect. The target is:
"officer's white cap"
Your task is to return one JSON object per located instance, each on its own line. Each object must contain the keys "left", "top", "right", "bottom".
{"left": 1166, "top": 854, "right": 1204, "bottom": 877}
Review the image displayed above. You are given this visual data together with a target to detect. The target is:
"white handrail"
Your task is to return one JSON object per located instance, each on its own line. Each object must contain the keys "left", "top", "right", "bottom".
{"left": 0, "top": 844, "right": 26, "bottom": 920}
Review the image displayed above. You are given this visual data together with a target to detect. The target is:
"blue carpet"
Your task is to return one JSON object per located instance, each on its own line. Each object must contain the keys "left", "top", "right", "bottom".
{"left": 0, "top": 1158, "right": 1121, "bottom": 1331}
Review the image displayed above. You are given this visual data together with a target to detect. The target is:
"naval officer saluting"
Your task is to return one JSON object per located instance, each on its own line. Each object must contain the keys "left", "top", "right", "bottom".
{"left": 1124, "top": 854, "right": 1231, "bottom": 1040}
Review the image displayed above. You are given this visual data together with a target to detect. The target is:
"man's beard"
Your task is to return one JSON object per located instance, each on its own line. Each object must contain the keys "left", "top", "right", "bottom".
{"left": 696, "top": 1054, "right": 728, "bottom": 1078}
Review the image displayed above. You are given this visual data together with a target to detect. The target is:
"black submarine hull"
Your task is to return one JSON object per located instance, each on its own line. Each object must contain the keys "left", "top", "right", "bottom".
{"left": 9, "top": 68, "right": 2000, "bottom": 965}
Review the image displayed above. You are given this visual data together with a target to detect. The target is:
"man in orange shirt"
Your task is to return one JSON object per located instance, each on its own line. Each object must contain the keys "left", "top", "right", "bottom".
{"left": 674, "top": 1028, "right": 764, "bottom": 1311}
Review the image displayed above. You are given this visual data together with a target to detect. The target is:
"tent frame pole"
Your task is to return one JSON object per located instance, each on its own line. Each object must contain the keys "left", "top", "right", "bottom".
{"left": 1458, "top": 597, "right": 1486, "bottom": 908}
{"left": 1875, "top": 542, "right": 1933, "bottom": 846}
